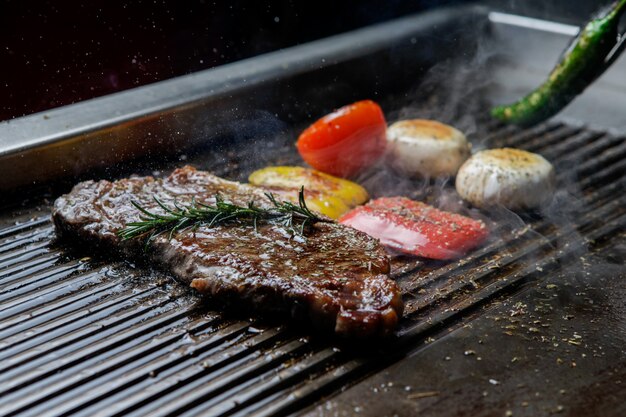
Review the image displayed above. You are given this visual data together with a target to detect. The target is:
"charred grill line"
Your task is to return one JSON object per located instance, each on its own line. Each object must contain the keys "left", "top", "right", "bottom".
{"left": 513, "top": 124, "right": 584, "bottom": 152}
{"left": 187, "top": 347, "right": 338, "bottom": 417}
{"left": 540, "top": 130, "right": 609, "bottom": 160}
{"left": 0, "top": 261, "right": 85, "bottom": 300}
{"left": 5, "top": 317, "right": 241, "bottom": 417}
{"left": 0, "top": 278, "right": 130, "bottom": 337}
{"left": 0, "top": 307, "right": 205, "bottom": 416}
{"left": 485, "top": 121, "right": 564, "bottom": 149}
{"left": 0, "top": 228, "right": 52, "bottom": 255}
{"left": 75, "top": 327, "right": 293, "bottom": 417}
{"left": 115, "top": 338, "right": 316, "bottom": 417}
{"left": 0, "top": 263, "right": 87, "bottom": 315}
{"left": 0, "top": 286, "right": 170, "bottom": 376}
{"left": 0, "top": 251, "right": 62, "bottom": 284}
{"left": 581, "top": 157, "right": 626, "bottom": 191}
{"left": 0, "top": 242, "right": 50, "bottom": 263}
{"left": 227, "top": 359, "right": 366, "bottom": 417}
{"left": 0, "top": 288, "right": 171, "bottom": 398}
{"left": 578, "top": 140, "right": 626, "bottom": 178}
{"left": 0, "top": 267, "right": 122, "bottom": 326}
{"left": 0, "top": 217, "right": 50, "bottom": 240}
{"left": 0, "top": 271, "right": 127, "bottom": 337}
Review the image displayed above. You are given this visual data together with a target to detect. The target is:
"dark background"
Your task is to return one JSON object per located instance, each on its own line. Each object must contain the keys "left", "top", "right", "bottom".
{"left": 0, "top": 0, "right": 610, "bottom": 122}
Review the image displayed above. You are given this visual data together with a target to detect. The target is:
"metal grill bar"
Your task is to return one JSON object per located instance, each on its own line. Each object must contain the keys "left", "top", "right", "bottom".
{"left": 0, "top": 218, "right": 50, "bottom": 240}
{"left": 0, "top": 228, "right": 51, "bottom": 247}
{"left": 0, "top": 250, "right": 62, "bottom": 284}
{"left": 0, "top": 262, "right": 87, "bottom": 317}
{"left": 0, "top": 275, "right": 127, "bottom": 333}
{"left": 70, "top": 326, "right": 289, "bottom": 417}
{"left": 120, "top": 338, "right": 315, "bottom": 417}
{"left": 0, "top": 288, "right": 168, "bottom": 377}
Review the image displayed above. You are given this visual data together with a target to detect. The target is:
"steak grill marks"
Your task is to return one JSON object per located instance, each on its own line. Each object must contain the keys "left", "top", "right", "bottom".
{"left": 0, "top": 121, "right": 624, "bottom": 417}
{"left": 51, "top": 166, "right": 403, "bottom": 339}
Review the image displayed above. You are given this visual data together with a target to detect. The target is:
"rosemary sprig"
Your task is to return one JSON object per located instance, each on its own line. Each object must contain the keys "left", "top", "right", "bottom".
{"left": 117, "top": 187, "right": 329, "bottom": 246}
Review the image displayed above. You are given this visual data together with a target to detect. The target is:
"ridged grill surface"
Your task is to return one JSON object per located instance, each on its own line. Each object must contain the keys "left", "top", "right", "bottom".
{"left": 0, "top": 120, "right": 625, "bottom": 417}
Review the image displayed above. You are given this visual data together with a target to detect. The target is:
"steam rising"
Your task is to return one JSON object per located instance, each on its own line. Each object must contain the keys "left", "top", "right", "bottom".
{"left": 356, "top": 35, "right": 501, "bottom": 219}
{"left": 187, "top": 19, "right": 612, "bottom": 277}
{"left": 348, "top": 29, "right": 600, "bottom": 269}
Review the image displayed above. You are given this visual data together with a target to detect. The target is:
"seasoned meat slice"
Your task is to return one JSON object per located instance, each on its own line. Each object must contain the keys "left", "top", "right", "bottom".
{"left": 52, "top": 166, "right": 403, "bottom": 338}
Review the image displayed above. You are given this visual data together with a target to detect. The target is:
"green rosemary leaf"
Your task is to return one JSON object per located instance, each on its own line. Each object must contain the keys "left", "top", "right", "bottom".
{"left": 117, "top": 188, "right": 330, "bottom": 246}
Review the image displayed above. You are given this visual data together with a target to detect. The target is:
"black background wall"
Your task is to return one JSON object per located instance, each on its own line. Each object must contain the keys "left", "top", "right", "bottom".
{"left": 0, "top": 0, "right": 612, "bottom": 121}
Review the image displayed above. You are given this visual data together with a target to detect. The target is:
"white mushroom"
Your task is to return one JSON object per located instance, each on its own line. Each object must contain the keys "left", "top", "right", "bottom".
{"left": 386, "top": 119, "right": 471, "bottom": 178}
{"left": 455, "top": 148, "right": 556, "bottom": 210}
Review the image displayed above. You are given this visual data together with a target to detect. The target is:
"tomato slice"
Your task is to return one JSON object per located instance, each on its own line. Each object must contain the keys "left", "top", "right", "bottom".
{"left": 296, "top": 100, "right": 387, "bottom": 178}
{"left": 339, "top": 197, "right": 488, "bottom": 260}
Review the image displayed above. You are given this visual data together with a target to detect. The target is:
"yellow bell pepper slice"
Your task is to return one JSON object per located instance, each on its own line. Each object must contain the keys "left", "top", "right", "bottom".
{"left": 248, "top": 166, "right": 369, "bottom": 219}
{"left": 263, "top": 187, "right": 351, "bottom": 220}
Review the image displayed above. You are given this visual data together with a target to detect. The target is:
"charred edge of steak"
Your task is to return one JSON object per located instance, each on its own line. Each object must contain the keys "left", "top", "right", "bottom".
{"left": 182, "top": 261, "right": 403, "bottom": 338}
{"left": 51, "top": 166, "right": 404, "bottom": 338}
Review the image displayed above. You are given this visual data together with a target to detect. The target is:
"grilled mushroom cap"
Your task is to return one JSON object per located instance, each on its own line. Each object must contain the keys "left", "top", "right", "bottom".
{"left": 386, "top": 119, "right": 471, "bottom": 178}
{"left": 455, "top": 148, "right": 555, "bottom": 210}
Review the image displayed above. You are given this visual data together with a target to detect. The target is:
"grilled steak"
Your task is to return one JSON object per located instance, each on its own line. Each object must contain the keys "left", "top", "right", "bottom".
{"left": 52, "top": 166, "right": 403, "bottom": 337}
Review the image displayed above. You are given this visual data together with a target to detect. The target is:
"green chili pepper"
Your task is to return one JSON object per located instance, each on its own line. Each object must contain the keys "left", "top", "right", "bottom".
{"left": 492, "top": 0, "right": 626, "bottom": 127}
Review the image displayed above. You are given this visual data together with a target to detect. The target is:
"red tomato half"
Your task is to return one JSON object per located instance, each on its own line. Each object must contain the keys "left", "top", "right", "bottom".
{"left": 296, "top": 100, "right": 387, "bottom": 178}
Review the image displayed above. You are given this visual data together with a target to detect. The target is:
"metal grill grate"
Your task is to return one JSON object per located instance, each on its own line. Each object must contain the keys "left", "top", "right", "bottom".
{"left": 0, "top": 121, "right": 625, "bottom": 417}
